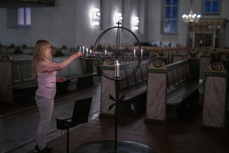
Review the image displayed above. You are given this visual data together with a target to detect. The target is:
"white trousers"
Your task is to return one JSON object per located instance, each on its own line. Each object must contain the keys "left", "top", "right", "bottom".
{"left": 35, "top": 95, "right": 54, "bottom": 150}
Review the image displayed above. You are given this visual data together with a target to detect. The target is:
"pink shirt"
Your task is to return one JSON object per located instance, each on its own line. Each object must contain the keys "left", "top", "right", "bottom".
{"left": 36, "top": 71, "right": 57, "bottom": 98}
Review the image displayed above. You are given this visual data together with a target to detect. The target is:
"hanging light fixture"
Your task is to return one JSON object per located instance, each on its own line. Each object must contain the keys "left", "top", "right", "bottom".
{"left": 182, "top": 0, "right": 201, "bottom": 23}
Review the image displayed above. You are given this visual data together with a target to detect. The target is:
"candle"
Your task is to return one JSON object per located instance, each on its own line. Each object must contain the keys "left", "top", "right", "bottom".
{"left": 86, "top": 48, "right": 88, "bottom": 56}
{"left": 141, "top": 49, "right": 143, "bottom": 57}
{"left": 83, "top": 46, "right": 85, "bottom": 54}
{"left": 115, "top": 60, "right": 120, "bottom": 77}
{"left": 134, "top": 49, "right": 136, "bottom": 57}
{"left": 105, "top": 50, "right": 107, "bottom": 56}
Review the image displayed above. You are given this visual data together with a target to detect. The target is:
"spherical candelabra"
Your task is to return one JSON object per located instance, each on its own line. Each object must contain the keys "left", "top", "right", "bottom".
{"left": 77, "top": 21, "right": 157, "bottom": 153}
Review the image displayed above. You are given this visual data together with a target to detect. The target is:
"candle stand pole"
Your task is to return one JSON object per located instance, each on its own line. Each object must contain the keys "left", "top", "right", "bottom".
{"left": 109, "top": 77, "right": 125, "bottom": 153}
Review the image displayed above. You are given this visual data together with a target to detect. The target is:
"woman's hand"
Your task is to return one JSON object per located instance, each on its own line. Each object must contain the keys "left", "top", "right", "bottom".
{"left": 56, "top": 77, "right": 66, "bottom": 83}
{"left": 73, "top": 52, "right": 82, "bottom": 58}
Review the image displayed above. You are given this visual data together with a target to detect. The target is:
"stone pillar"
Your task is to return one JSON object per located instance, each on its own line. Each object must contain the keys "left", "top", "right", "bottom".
{"left": 100, "top": 61, "right": 116, "bottom": 117}
{"left": 145, "top": 59, "right": 167, "bottom": 124}
{"left": 201, "top": 63, "right": 227, "bottom": 131}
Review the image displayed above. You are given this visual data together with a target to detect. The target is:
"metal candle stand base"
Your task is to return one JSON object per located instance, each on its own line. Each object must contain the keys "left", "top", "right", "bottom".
{"left": 71, "top": 140, "right": 156, "bottom": 153}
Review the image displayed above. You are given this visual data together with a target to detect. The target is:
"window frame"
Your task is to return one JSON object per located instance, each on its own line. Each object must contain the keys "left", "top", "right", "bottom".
{"left": 7, "top": 7, "right": 31, "bottom": 29}
{"left": 161, "top": 0, "right": 179, "bottom": 35}
{"left": 201, "top": 0, "right": 221, "bottom": 15}
{"left": 18, "top": 7, "right": 31, "bottom": 26}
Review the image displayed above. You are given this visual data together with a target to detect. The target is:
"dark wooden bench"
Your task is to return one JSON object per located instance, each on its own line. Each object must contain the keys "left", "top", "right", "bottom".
{"left": 100, "top": 59, "right": 151, "bottom": 117}
{"left": 13, "top": 58, "right": 97, "bottom": 89}
{"left": 0, "top": 57, "right": 97, "bottom": 103}
{"left": 118, "top": 60, "right": 150, "bottom": 114}
{"left": 145, "top": 59, "right": 203, "bottom": 123}
{"left": 166, "top": 59, "right": 203, "bottom": 105}
{"left": 173, "top": 51, "right": 190, "bottom": 63}
{"left": 52, "top": 57, "right": 97, "bottom": 90}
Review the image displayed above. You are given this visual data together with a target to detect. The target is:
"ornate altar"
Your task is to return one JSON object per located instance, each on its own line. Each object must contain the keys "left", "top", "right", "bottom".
{"left": 186, "top": 18, "right": 228, "bottom": 49}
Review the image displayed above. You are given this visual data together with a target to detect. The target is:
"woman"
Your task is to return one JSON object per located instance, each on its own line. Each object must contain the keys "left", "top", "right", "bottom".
{"left": 32, "top": 40, "right": 82, "bottom": 153}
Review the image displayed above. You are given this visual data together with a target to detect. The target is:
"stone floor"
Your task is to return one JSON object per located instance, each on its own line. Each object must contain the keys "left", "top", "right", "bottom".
{"left": 1, "top": 75, "right": 229, "bottom": 153}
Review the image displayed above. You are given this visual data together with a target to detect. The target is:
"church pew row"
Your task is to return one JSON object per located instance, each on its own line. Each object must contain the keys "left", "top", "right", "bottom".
{"left": 100, "top": 55, "right": 204, "bottom": 121}
{"left": 145, "top": 52, "right": 212, "bottom": 124}
{"left": 145, "top": 58, "right": 203, "bottom": 123}
{"left": 0, "top": 56, "right": 97, "bottom": 103}
{"left": 100, "top": 60, "right": 151, "bottom": 117}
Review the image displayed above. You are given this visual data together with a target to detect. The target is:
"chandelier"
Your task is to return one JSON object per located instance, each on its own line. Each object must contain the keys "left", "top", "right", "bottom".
{"left": 182, "top": 0, "right": 201, "bottom": 23}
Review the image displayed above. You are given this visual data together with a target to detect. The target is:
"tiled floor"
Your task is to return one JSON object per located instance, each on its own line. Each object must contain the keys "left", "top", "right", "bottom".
{"left": 1, "top": 75, "right": 229, "bottom": 153}
{"left": 29, "top": 107, "right": 229, "bottom": 153}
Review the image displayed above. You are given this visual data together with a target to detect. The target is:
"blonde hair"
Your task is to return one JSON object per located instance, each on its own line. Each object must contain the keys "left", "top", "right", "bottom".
{"left": 32, "top": 40, "right": 52, "bottom": 79}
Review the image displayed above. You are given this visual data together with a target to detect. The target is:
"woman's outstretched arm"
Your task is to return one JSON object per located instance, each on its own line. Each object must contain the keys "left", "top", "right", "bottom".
{"left": 38, "top": 52, "right": 82, "bottom": 72}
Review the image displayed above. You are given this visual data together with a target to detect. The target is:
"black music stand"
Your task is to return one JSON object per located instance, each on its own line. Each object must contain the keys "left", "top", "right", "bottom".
{"left": 56, "top": 97, "right": 92, "bottom": 153}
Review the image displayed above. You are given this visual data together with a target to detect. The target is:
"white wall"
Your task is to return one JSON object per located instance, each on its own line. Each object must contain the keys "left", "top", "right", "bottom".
{"left": 146, "top": 0, "right": 229, "bottom": 47}
{"left": 0, "top": 0, "right": 77, "bottom": 48}
{"left": 0, "top": 0, "right": 228, "bottom": 48}
{"left": 0, "top": 0, "right": 147, "bottom": 48}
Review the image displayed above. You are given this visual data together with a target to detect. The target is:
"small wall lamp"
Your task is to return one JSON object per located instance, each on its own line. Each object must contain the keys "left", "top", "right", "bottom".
{"left": 93, "top": 8, "right": 100, "bottom": 25}
{"left": 132, "top": 16, "right": 139, "bottom": 31}
{"left": 115, "top": 13, "right": 123, "bottom": 26}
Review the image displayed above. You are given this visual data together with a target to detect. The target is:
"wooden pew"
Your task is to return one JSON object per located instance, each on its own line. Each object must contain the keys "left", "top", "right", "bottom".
{"left": 173, "top": 50, "right": 190, "bottom": 63}
{"left": 52, "top": 57, "right": 97, "bottom": 89}
{"left": 0, "top": 56, "right": 97, "bottom": 103}
{"left": 100, "top": 60, "right": 151, "bottom": 117}
{"left": 145, "top": 57, "right": 204, "bottom": 124}
{"left": 157, "top": 52, "right": 168, "bottom": 65}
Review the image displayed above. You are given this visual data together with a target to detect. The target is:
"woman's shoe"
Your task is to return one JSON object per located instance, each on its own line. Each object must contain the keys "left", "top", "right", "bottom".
{"left": 34, "top": 145, "right": 38, "bottom": 153}
{"left": 34, "top": 145, "right": 53, "bottom": 153}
